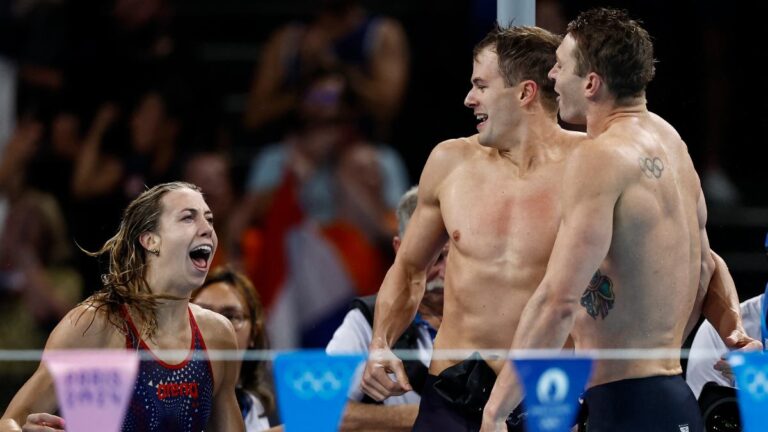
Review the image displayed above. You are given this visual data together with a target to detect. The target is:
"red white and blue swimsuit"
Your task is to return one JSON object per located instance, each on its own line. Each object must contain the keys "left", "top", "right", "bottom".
{"left": 120, "top": 305, "right": 215, "bottom": 432}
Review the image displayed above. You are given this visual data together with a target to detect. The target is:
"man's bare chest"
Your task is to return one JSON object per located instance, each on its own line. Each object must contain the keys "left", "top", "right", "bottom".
{"left": 440, "top": 174, "right": 563, "bottom": 255}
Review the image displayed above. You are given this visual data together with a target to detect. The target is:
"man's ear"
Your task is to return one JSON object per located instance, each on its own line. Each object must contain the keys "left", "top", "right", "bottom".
{"left": 392, "top": 236, "right": 401, "bottom": 254}
{"left": 584, "top": 72, "right": 603, "bottom": 99}
{"left": 519, "top": 80, "right": 538, "bottom": 106}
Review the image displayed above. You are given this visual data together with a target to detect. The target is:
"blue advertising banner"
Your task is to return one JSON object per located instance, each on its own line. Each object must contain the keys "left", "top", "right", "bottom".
{"left": 273, "top": 351, "right": 364, "bottom": 432}
{"left": 513, "top": 357, "right": 593, "bottom": 432}
{"left": 729, "top": 351, "right": 768, "bottom": 432}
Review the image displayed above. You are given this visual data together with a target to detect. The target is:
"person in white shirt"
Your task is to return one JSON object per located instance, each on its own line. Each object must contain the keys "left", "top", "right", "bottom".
{"left": 326, "top": 186, "right": 447, "bottom": 430}
{"left": 687, "top": 292, "right": 766, "bottom": 398}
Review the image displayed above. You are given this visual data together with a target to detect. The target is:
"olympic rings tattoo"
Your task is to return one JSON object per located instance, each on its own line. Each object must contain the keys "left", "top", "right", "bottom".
{"left": 639, "top": 156, "right": 664, "bottom": 179}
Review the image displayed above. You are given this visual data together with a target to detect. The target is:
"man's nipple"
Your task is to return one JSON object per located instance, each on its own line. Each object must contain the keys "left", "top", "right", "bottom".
{"left": 452, "top": 230, "right": 461, "bottom": 242}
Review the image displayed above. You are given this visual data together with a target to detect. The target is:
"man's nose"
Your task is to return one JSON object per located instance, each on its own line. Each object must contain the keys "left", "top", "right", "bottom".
{"left": 464, "top": 88, "right": 477, "bottom": 108}
{"left": 548, "top": 65, "right": 558, "bottom": 81}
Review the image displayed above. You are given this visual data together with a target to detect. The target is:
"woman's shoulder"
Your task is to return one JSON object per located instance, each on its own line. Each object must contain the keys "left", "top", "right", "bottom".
{"left": 46, "top": 301, "right": 126, "bottom": 350}
{"left": 189, "top": 304, "right": 238, "bottom": 350}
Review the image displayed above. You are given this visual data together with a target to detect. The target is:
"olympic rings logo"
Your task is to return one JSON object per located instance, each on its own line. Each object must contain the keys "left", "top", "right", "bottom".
{"left": 284, "top": 363, "right": 351, "bottom": 400}
{"left": 744, "top": 367, "right": 768, "bottom": 400}
{"left": 639, "top": 157, "right": 664, "bottom": 179}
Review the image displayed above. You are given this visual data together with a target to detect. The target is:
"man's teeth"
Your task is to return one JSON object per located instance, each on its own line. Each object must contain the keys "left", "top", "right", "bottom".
{"left": 476, "top": 114, "right": 488, "bottom": 122}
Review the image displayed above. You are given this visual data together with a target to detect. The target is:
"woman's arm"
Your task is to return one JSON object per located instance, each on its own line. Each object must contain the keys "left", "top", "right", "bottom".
{"left": 0, "top": 305, "right": 116, "bottom": 431}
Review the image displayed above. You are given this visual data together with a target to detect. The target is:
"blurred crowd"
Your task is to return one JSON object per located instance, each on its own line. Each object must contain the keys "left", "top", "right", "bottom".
{"left": 0, "top": 0, "right": 416, "bottom": 405}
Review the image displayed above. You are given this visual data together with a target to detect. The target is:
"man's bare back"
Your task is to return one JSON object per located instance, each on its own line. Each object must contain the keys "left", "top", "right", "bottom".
{"left": 426, "top": 133, "right": 580, "bottom": 376}
{"left": 570, "top": 111, "right": 703, "bottom": 386}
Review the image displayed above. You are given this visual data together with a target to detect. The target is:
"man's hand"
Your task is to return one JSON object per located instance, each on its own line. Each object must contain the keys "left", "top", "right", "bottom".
{"left": 715, "top": 329, "right": 763, "bottom": 385}
{"left": 723, "top": 329, "right": 763, "bottom": 352}
{"left": 22, "top": 413, "right": 65, "bottom": 432}
{"left": 361, "top": 346, "right": 412, "bottom": 401}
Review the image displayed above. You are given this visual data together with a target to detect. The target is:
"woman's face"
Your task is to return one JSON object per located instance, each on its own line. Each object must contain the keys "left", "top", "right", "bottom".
{"left": 193, "top": 281, "right": 253, "bottom": 352}
{"left": 152, "top": 188, "right": 217, "bottom": 290}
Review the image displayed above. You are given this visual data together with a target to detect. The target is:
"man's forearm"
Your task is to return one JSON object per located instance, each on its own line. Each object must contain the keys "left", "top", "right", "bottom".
{"left": 702, "top": 251, "right": 745, "bottom": 341}
{"left": 483, "top": 361, "right": 523, "bottom": 423}
{"left": 340, "top": 402, "right": 418, "bottom": 431}
{"left": 370, "top": 264, "right": 424, "bottom": 348}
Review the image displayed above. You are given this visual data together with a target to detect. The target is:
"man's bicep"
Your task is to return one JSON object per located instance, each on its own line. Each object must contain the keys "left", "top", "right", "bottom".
{"left": 545, "top": 148, "right": 621, "bottom": 292}
{"left": 546, "top": 193, "right": 615, "bottom": 296}
{"left": 397, "top": 201, "right": 448, "bottom": 270}
{"left": 396, "top": 142, "right": 455, "bottom": 269}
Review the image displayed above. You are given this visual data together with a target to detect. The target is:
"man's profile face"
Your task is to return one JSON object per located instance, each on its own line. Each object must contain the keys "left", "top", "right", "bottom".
{"left": 549, "top": 34, "right": 588, "bottom": 125}
{"left": 464, "top": 47, "right": 519, "bottom": 148}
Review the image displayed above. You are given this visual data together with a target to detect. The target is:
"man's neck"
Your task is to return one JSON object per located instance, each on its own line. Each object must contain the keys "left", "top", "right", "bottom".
{"left": 496, "top": 112, "right": 564, "bottom": 176}
{"left": 586, "top": 96, "right": 648, "bottom": 137}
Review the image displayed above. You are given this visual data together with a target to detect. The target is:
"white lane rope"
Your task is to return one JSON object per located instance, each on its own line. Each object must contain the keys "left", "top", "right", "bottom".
{"left": 0, "top": 347, "right": 729, "bottom": 362}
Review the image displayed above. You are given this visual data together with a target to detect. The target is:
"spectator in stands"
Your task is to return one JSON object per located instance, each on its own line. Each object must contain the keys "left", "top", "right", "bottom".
{"left": 72, "top": 89, "right": 183, "bottom": 205}
{"left": 69, "top": 90, "right": 183, "bottom": 281}
{"left": 243, "top": 0, "right": 409, "bottom": 141}
{"left": 193, "top": 266, "right": 275, "bottom": 431}
{"left": 234, "top": 68, "right": 407, "bottom": 236}
{"left": 232, "top": 68, "right": 408, "bottom": 348}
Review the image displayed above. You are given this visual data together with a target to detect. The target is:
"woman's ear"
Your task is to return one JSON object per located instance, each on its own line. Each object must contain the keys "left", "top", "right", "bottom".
{"left": 139, "top": 232, "right": 159, "bottom": 253}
